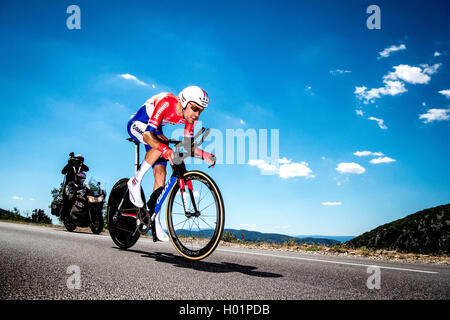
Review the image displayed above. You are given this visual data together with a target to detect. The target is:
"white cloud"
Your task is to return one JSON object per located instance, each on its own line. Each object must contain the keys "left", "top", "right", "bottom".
{"left": 369, "top": 156, "right": 396, "bottom": 164}
{"left": 152, "top": 84, "right": 156, "bottom": 89}
{"left": 336, "top": 162, "right": 366, "bottom": 174}
{"left": 322, "top": 201, "right": 342, "bottom": 206}
{"left": 384, "top": 65, "right": 430, "bottom": 84}
{"left": 248, "top": 159, "right": 278, "bottom": 173}
{"left": 353, "top": 151, "right": 384, "bottom": 157}
{"left": 355, "top": 80, "right": 407, "bottom": 103}
{"left": 12, "top": 196, "right": 23, "bottom": 200}
{"left": 330, "top": 69, "right": 351, "bottom": 75}
{"left": 422, "top": 102, "right": 427, "bottom": 107}
{"left": 368, "top": 116, "right": 388, "bottom": 130}
{"left": 378, "top": 44, "right": 406, "bottom": 59}
{"left": 353, "top": 151, "right": 372, "bottom": 157}
{"left": 278, "top": 162, "right": 315, "bottom": 179}
{"left": 239, "top": 119, "right": 245, "bottom": 125}
{"left": 119, "top": 73, "right": 148, "bottom": 86}
{"left": 29, "top": 198, "right": 35, "bottom": 201}
{"left": 248, "top": 158, "right": 314, "bottom": 179}
{"left": 434, "top": 51, "right": 441, "bottom": 57}
{"left": 278, "top": 157, "right": 291, "bottom": 164}
{"left": 239, "top": 224, "right": 264, "bottom": 232}
{"left": 420, "top": 63, "right": 441, "bottom": 75}
{"left": 439, "top": 90, "right": 450, "bottom": 98}
{"left": 419, "top": 108, "right": 450, "bottom": 123}
{"left": 354, "top": 86, "right": 367, "bottom": 95}
{"left": 355, "top": 64, "right": 441, "bottom": 104}
{"left": 355, "top": 109, "right": 364, "bottom": 117}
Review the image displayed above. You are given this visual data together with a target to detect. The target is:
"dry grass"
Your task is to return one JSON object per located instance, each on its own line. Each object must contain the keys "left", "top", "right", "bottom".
{"left": 219, "top": 240, "right": 450, "bottom": 265}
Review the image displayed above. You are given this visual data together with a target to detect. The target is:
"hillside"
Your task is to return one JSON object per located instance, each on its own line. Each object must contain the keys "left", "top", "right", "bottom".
{"left": 347, "top": 203, "right": 450, "bottom": 254}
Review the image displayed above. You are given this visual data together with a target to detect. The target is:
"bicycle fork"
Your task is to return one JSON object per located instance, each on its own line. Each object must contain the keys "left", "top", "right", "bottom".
{"left": 179, "top": 178, "right": 199, "bottom": 217}
{"left": 152, "top": 176, "right": 196, "bottom": 216}
{"left": 152, "top": 175, "right": 198, "bottom": 218}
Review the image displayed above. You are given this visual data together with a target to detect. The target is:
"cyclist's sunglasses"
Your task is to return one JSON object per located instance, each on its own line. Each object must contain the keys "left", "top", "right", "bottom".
{"left": 190, "top": 103, "right": 204, "bottom": 114}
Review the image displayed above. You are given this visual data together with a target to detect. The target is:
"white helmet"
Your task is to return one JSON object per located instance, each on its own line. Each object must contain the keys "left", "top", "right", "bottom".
{"left": 178, "top": 86, "right": 209, "bottom": 109}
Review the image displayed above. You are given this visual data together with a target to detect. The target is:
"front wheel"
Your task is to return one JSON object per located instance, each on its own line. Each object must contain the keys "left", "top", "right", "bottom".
{"left": 166, "top": 170, "right": 225, "bottom": 260}
{"left": 90, "top": 210, "right": 104, "bottom": 234}
{"left": 64, "top": 217, "right": 77, "bottom": 232}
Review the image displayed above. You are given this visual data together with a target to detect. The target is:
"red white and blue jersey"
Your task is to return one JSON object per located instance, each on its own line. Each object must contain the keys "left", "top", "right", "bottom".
{"left": 128, "top": 92, "right": 195, "bottom": 137}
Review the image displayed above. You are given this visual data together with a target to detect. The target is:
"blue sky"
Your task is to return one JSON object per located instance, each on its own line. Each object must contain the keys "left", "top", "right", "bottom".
{"left": 0, "top": 0, "right": 449, "bottom": 236}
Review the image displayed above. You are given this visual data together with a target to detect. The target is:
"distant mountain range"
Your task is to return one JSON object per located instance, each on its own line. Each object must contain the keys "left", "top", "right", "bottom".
{"left": 347, "top": 203, "right": 449, "bottom": 254}
{"left": 176, "top": 228, "right": 347, "bottom": 245}
{"left": 294, "top": 235, "right": 355, "bottom": 242}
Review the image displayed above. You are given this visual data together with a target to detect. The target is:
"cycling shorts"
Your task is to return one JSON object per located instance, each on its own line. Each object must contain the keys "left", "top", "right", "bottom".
{"left": 127, "top": 120, "right": 167, "bottom": 167}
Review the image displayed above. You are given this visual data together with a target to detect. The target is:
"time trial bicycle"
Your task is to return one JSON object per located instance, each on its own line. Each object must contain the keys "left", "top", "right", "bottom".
{"left": 107, "top": 128, "right": 225, "bottom": 261}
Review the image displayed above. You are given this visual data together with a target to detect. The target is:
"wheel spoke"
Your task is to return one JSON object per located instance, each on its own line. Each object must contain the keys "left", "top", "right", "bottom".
{"left": 198, "top": 216, "right": 215, "bottom": 230}
{"left": 199, "top": 201, "right": 216, "bottom": 212}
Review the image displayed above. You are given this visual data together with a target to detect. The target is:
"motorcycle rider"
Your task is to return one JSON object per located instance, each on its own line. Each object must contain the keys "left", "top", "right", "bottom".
{"left": 127, "top": 86, "right": 216, "bottom": 241}
{"left": 60, "top": 154, "right": 89, "bottom": 219}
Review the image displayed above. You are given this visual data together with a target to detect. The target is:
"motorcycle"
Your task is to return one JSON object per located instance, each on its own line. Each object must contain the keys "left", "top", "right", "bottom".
{"left": 51, "top": 175, "right": 106, "bottom": 234}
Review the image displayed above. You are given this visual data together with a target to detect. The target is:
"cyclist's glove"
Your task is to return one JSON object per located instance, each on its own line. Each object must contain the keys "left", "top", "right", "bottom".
{"left": 194, "top": 149, "right": 216, "bottom": 167}
{"left": 157, "top": 143, "right": 173, "bottom": 160}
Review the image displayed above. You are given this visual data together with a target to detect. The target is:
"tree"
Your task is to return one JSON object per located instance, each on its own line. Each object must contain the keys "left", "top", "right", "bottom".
{"left": 31, "top": 209, "right": 52, "bottom": 224}
{"left": 222, "top": 230, "right": 237, "bottom": 243}
{"left": 50, "top": 182, "right": 65, "bottom": 202}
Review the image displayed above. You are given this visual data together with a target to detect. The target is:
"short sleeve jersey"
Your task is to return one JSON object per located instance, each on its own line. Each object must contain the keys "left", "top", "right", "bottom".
{"left": 129, "top": 92, "right": 196, "bottom": 137}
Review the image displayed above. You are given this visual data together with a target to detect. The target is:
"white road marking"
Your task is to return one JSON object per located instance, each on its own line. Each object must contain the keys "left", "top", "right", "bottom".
{"left": 217, "top": 248, "right": 439, "bottom": 274}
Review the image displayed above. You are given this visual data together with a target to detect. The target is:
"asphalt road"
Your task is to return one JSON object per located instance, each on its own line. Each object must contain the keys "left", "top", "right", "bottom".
{"left": 0, "top": 222, "right": 449, "bottom": 300}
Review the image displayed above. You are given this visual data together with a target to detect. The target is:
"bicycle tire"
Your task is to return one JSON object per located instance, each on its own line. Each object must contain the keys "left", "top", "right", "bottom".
{"left": 166, "top": 170, "right": 225, "bottom": 260}
{"left": 107, "top": 178, "right": 141, "bottom": 249}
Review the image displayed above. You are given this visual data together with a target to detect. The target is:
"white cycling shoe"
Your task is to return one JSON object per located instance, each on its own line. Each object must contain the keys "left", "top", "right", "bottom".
{"left": 152, "top": 211, "right": 169, "bottom": 242}
{"left": 127, "top": 178, "right": 144, "bottom": 208}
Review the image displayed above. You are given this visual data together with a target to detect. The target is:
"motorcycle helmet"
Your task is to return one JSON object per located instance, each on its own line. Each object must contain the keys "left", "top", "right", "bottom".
{"left": 74, "top": 154, "right": 84, "bottom": 163}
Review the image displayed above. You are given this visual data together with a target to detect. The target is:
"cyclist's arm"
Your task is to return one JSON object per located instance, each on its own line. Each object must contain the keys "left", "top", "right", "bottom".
{"left": 145, "top": 98, "right": 171, "bottom": 149}
{"left": 61, "top": 164, "right": 70, "bottom": 174}
{"left": 183, "top": 121, "right": 216, "bottom": 165}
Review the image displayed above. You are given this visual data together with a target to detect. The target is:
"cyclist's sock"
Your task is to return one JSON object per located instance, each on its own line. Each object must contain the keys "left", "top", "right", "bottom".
{"left": 135, "top": 160, "right": 151, "bottom": 183}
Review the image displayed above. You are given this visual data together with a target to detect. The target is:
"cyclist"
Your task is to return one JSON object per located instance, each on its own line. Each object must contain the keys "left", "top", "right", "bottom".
{"left": 127, "top": 86, "right": 216, "bottom": 241}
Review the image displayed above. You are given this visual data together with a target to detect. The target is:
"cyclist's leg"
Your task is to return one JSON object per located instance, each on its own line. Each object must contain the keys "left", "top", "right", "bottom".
{"left": 148, "top": 151, "right": 170, "bottom": 241}
{"left": 153, "top": 162, "right": 167, "bottom": 190}
{"left": 146, "top": 162, "right": 166, "bottom": 212}
{"left": 127, "top": 121, "right": 159, "bottom": 207}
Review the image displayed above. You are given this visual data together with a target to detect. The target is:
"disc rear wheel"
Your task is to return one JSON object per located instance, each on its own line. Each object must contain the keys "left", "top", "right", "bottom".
{"left": 107, "top": 178, "right": 142, "bottom": 249}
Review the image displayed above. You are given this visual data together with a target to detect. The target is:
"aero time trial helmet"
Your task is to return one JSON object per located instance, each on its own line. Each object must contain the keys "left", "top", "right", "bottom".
{"left": 178, "top": 86, "right": 209, "bottom": 109}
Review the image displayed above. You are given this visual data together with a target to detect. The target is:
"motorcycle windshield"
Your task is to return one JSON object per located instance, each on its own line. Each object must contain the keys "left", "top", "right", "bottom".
{"left": 87, "top": 177, "right": 103, "bottom": 196}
